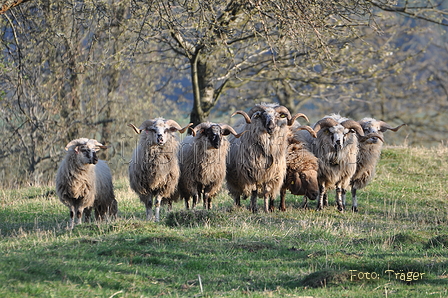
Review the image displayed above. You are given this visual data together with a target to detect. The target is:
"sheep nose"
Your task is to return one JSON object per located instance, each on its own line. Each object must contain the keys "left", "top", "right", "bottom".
{"left": 156, "top": 134, "right": 164, "bottom": 145}
{"left": 266, "top": 121, "right": 275, "bottom": 134}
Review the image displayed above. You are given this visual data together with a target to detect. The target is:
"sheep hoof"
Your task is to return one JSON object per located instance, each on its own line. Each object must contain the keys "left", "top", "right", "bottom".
{"left": 352, "top": 206, "right": 358, "bottom": 212}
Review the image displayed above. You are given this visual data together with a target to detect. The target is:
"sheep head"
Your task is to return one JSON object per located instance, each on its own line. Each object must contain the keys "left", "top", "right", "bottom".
{"left": 128, "top": 118, "right": 192, "bottom": 146}
{"left": 192, "top": 122, "right": 245, "bottom": 149}
{"left": 65, "top": 138, "right": 107, "bottom": 165}
{"left": 314, "top": 117, "right": 364, "bottom": 151}
{"left": 358, "top": 118, "right": 406, "bottom": 144}
{"left": 359, "top": 118, "right": 407, "bottom": 134}
{"left": 231, "top": 104, "right": 308, "bottom": 135}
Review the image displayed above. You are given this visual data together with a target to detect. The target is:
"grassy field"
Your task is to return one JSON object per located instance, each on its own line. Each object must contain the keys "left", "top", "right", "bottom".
{"left": 1, "top": 145, "right": 448, "bottom": 297}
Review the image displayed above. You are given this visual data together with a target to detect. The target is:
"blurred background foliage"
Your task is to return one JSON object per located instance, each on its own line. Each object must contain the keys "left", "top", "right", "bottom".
{"left": 0, "top": 0, "right": 447, "bottom": 187}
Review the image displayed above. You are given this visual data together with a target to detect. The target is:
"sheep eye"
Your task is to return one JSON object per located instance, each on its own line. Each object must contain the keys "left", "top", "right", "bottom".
{"left": 280, "top": 113, "right": 287, "bottom": 118}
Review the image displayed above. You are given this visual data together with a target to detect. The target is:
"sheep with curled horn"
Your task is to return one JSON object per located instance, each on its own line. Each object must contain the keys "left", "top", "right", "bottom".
{"left": 128, "top": 118, "right": 192, "bottom": 221}
{"left": 226, "top": 103, "right": 310, "bottom": 213}
{"left": 298, "top": 114, "right": 364, "bottom": 211}
{"left": 56, "top": 138, "right": 117, "bottom": 229}
{"left": 279, "top": 123, "right": 319, "bottom": 211}
{"left": 177, "top": 122, "right": 245, "bottom": 210}
{"left": 349, "top": 118, "right": 406, "bottom": 212}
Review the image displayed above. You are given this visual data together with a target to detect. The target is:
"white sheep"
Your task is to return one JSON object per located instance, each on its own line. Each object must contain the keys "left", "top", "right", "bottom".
{"left": 226, "top": 103, "right": 309, "bottom": 213}
{"left": 56, "top": 138, "right": 117, "bottom": 229}
{"left": 178, "top": 122, "right": 244, "bottom": 209}
{"left": 128, "top": 118, "right": 191, "bottom": 221}
{"left": 349, "top": 118, "right": 405, "bottom": 211}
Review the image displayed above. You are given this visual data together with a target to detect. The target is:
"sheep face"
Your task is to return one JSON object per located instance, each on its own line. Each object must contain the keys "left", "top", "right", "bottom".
{"left": 290, "top": 170, "right": 319, "bottom": 200}
{"left": 65, "top": 139, "right": 105, "bottom": 165}
{"left": 76, "top": 144, "right": 99, "bottom": 165}
{"left": 202, "top": 124, "right": 223, "bottom": 149}
{"left": 328, "top": 125, "right": 351, "bottom": 150}
{"left": 138, "top": 118, "right": 179, "bottom": 146}
{"left": 248, "top": 105, "right": 290, "bottom": 135}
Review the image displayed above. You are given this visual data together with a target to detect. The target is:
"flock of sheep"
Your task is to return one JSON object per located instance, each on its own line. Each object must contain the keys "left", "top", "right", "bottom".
{"left": 55, "top": 103, "right": 405, "bottom": 228}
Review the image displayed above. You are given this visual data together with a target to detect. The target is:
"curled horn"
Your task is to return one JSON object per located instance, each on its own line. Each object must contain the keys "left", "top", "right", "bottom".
{"left": 88, "top": 139, "right": 108, "bottom": 150}
{"left": 296, "top": 125, "right": 317, "bottom": 138}
{"left": 231, "top": 110, "right": 251, "bottom": 124}
{"left": 378, "top": 122, "right": 407, "bottom": 132}
{"left": 220, "top": 124, "right": 246, "bottom": 138}
{"left": 288, "top": 113, "right": 310, "bottom": 126}
{"left": 359, "top": 133, "right": 385, "bottom": 143}
{"left": 65, "top": 138, "right": 89, "bottom": 151}
{"left": 191, "top": 123, "right": 208, "bottom": 137}
{"left": 341, "top": 120, "right": 364, "bottom": 136}
{"left": 313, "top": 117, "right": 339, "bottom": 133}
{"left": 274, "top": 105, "right": 292, "bottom": 123}
{"left": 165, "top": 120, "right": 193, "bottom": 133}
{"left": 128, "top": 123, "right": 142, "bottom": 134}
{"left": 248, "top": 105, "right": 267, "bottom": 117}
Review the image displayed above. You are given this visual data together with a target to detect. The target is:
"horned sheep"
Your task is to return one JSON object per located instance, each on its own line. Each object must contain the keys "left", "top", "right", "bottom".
{"left": 178, "top": 122, "right": 244, "bottom": 209}
{"left": 226, "top": 103, "right": 309, "bottom": 213}
{"left": 56, "top": 138, "right": 117, "bottom": 229}
{"left": 301, "top": 114, "right": 364, "bottom": 211}
{"left": 128, "top": 118, "right": 191, "bottom": 221}
{"left": 349, "top": 118, "right": 406, "bottom": 211}
{"left": 300, "top": 114, "right": 384, "bottom": 211}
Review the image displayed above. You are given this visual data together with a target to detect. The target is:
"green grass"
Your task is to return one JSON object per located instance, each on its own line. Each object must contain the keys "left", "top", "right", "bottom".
{"left": 1, "top": 145, "right": 448, "bottom": 297}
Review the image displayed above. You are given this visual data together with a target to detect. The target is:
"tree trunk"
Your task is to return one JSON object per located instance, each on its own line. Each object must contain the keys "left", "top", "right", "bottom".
{"left": 189, "top": 50, "right": 216, "bottom": 130}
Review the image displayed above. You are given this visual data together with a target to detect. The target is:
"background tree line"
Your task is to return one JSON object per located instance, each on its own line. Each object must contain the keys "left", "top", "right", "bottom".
{"left": 0, "top": 0, "right": 447, "bottom": 187}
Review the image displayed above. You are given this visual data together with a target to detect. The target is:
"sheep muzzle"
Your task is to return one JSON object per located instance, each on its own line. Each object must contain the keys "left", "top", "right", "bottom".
{"left": 156, "top": 134, "right": 165, "bottom": 146}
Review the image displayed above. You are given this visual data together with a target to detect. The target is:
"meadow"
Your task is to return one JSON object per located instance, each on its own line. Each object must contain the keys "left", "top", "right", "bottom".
{"left": 1, "top": 145, "right": 447, "bottom": 297}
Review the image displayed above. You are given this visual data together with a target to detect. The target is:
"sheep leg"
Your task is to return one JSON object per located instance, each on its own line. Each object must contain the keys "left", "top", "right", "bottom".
{"left": 75, "top": 206, "right": 84, "bottom": 226}
{"left": 234, "top": 196, "right": 241, "bottom": 207}
{"left": 84, "top": 207, "right": 93, "bottom": 223}
{"left": 264, "top": 194, "right": 270, "bottom": 213}
{"left": 144, "top": 195, "right": 153, "bottom": 221}
{"left": 351, "top": 188, "right": 358, "bottom": 212}
{"left": 250, "top": 190, "right": 258, "bottom": 213}
{"left": 154, "top": 196, "right": 162, "bottom": 222}
{"left": 301, "top": 196, "right": 308, "bottom": 209}
{"left": 279, "top": 188, "right": 287, "bottom": 211}
{"left": 335, "top": 187, "right": 345, "bottom": 212}
{"left": 69, "top": 206, "right": 75, "bottom": 229}
{"left": 323, "top": 193, "right": 328, "bottom": 207}
{"left": 316, "top": 185, "right": 325, "bottom": 211}
{"left": 192, "top": 193, "right": 199, "bottom": 209}
{"left": 268, "top": 195, "right": 275, "bottom": 212}
{"left": 184, "top": 195, "right": 190, "bottom": 209}
{"left": 204, "top": 193, "right": 212, "bottom": 210}
{"left": 342, "top": 188, "right": 347, "bottom": 209}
